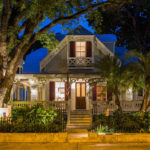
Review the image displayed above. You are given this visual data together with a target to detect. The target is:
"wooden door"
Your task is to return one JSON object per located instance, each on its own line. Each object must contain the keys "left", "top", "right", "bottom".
{"left": 76, "top": 83, "right": 86, "bottom": 109}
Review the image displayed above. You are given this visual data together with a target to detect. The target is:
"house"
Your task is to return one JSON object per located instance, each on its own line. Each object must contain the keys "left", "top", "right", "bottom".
{"left": 9, "top": 26, "right": 147, "bottom": 129}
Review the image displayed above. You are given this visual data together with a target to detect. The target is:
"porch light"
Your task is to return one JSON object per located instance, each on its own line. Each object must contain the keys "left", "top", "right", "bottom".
{"left": 31, "top": 88, "right": 37, "bottom": 95}
{"left": 29, "top": 79, "right": 35, "bottom": 85}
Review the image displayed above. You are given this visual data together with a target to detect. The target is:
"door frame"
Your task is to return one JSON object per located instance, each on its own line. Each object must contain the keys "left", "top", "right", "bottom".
{"left": 75, "top": 82, "right": 86, "bottom": 109}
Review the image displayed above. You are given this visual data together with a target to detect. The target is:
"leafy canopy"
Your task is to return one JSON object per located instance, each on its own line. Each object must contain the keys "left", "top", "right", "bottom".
{"left": 87, "top": 0, "right": 149, "bottom": 53}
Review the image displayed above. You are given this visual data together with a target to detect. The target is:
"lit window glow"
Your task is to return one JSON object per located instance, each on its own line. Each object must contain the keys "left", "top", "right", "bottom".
{"left": 126, "top": 88, "right": 133, "bottom": 101}
{"left": 31, "top": 88, "right": 37, "bottom": 101}
{"left": 97, "top": 85, "right": 106, "bottom": 101}
{"left": 56, "top": 82, "right": 65, "bottom": 101}
{"left": 76, "top": 42, "right": 86, "bottom": 57}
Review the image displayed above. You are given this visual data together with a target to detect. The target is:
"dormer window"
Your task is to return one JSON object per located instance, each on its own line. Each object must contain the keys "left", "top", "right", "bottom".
{"left": 69, "top": 41, "right": 92, "bottom": 58}
{"left": 69, "top": 41, "right": 92, "bottom": 68}
{"left": 76, "top": 42, "right": 86, "bottom": 57}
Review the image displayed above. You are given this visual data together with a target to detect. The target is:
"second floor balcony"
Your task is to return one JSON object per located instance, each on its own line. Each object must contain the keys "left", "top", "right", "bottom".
{"left": 68, "top": 41, "right": 93, "bottom": 68}
{"left": 68, "top": 57, "right": 93, "bottom": 68}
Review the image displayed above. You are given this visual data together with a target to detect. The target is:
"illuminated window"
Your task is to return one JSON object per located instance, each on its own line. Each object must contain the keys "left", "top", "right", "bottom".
{"left": 56, "top": 82, "right": 65, "bottom": 101}
{"left": 97, "top": 85, "right": 106, "bottom": 101}
{"left": 76, "top": 42, "right": 86, "bottom": 57}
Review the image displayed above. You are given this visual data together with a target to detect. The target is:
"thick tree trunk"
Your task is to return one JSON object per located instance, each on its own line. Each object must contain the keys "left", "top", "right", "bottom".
{"left": 114, "top": 92, "right": 124, "bottom": 117}
{"left": 0, "top": 74, "right": 15, "bottom": 107}
{"left": 141, "top": 84, "right": 150, "bottom": 119}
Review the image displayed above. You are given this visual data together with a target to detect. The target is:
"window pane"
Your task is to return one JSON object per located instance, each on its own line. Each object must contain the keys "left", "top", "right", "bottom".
{"left": 76, "top": 52, "right": 81, "bottom": 57}
{"left": 76, "top": 42, "right": 86, "bottom": 57}
{"left": 80, "top": 42, "right": 85, "bottom": 46}
{"left": 76, "top": 42, "right": 81, "bottom": 46}
{"left": 77, "top": 83, "right": 80, "bottom": 97}
{"left": 81, "top": 83, "right": 85, "bottom": 97}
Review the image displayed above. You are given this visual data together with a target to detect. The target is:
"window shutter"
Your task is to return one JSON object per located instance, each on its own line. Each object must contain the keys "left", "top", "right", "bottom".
{"left": 107, "top": 89, "right": 112, "bottom": 101}
{"left": 86, "top": 41, "right": 92, "bottom": 57}
{"left": 70, "top": 41, "right": 75, "bottom": 57}
{"left": 65, "top": 82, "right": 71, "bottom": 101}
{"left": 92, "top": 85, "right": 97, "bottom": 101}
{"left": 49, "top": 82, "right": 55, "bottom": 101}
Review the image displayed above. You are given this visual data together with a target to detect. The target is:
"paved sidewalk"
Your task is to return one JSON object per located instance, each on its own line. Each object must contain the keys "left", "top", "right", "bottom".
{"left": 0, "top": 143, "right": 150, "bottom": 150}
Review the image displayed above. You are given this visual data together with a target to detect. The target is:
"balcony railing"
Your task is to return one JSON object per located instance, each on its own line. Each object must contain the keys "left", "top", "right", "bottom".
{"left": 68, "top": 57, "right": 92, "bottom": 68}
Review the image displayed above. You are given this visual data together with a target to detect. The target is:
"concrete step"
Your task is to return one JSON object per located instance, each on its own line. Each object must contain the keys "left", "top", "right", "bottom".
{"left": 70, "top": 118, "right": 92, "bottom": 122}
{"left": 67, "top": 129, "right": 88, "bottom": 133}
{"left": 70, "top": 115, "right": 91, "bottom": 118}
{"left": 67, "top": 110, "right": 92, "bottom": 130}
{"left": 67, "top": 125, "right": 91, "bottom": 129}
{"left": 69, "top": 122, "right": 91, "bottom": 126}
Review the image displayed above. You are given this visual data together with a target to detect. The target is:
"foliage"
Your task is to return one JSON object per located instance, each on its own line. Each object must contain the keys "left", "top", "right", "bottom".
{"left": 38, "top": 31, "right": 59, "bottom": 51}
{"left": 0, "top": 105, "right": 67, "bottom": 133}
{"left": 124, "top": 51, "right": 150, "bottom": 117}
{"left": 0, "top": 0, "right": 110, "bottom": 105}
{"left": 87, "top": 0, "right": 150, "bottom": 53}
{"left": 92, "top": 111, "right": 150, "bottom": 133}
{"left": 91, "top": 54, "right": 131, "bottom": 115}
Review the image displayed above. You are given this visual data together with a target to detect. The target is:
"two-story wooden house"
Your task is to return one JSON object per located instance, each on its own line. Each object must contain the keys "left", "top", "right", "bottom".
{"left": 10, "top": 26, "right": 146, "bottom": 129}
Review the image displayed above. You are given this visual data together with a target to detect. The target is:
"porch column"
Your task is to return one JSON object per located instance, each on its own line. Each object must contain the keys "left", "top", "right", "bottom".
{"left": 17, "top": 86, "right": 20, "bottom": 100}
{"left": 24, "top": 85, "right": 27, "bottom": 101}
{"left": 27, "top": 86, "right": 31, "bottom": 101}
{"left": 42, "top": 84, "right": 46, "bottom": 101}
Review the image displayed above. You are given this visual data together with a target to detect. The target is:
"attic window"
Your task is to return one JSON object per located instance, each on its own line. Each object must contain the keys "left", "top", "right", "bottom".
{"left": 76, "top": 42, "right": 86, "bottom": 57}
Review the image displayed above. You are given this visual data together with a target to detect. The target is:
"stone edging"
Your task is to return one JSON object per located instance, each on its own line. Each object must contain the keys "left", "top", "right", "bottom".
{"left": 0, "top": 133, "right": 150, "bottom": 143}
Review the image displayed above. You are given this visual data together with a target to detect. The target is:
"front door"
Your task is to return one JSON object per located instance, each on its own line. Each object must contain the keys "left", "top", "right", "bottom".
{"left": 76, "top": 82, "right": 86, "bottom": 109}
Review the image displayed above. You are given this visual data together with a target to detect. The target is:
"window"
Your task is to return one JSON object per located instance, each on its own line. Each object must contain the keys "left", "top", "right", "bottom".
{"left": 76, "top": 42, "right": 86, "bottom": 57}
{"left": 97, "top": 85, "right": 106, "bottom": 101}
{"left": 55, "top": 82, "right": 65, "bottom": 101}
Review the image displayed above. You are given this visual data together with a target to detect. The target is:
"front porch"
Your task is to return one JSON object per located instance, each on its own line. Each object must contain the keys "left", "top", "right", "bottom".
{"left": 8, "top": 74, "right": 150, "bottom": 130}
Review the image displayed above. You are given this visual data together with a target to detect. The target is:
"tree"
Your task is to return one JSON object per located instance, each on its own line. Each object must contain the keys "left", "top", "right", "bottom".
{"left": 0, "top": 0, "right": 130, "bottom": 107}
{"left": 87, "top": 0, "right": 150, "bottom": 54}
{"left": 87, "top": 0, "right": 150, "bottom": 117}
{"left": 125, "top": 51, "right": 150, "bottom": 118}
{"left": 94, "top": 55, "right": 129, "bottom": 116}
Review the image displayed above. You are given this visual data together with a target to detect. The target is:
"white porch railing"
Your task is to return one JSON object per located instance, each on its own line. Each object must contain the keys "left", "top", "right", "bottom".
{"left": 92, "top": 100, "right": 150, "bottom": 115}
{"left": 12, "top": 101, "right": 68, "bottom": 112}
{"left": 68, "top": 57, "right": 92, "bottom": 67}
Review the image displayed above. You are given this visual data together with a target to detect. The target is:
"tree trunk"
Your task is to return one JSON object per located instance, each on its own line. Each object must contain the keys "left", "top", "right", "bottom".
{"left": 141, "top": 84, "right": 150, "bottom": 119}
{"left": 0, "top": 75, "right": 15, "bottom": 107}
{"left": 114, "top": 92, "right": 124, "bottom": 117}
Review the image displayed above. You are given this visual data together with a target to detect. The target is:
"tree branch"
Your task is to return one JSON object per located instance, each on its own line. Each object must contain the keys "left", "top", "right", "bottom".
{"left": 31, "top": 1, "right": 128, "bottom": 44}
{"left": 1, "top": 0, "right": 11, "bottom": 35}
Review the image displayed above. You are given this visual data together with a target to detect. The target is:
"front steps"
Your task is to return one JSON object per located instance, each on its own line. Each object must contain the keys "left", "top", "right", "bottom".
{"left": 67, "top": 110, "right": 92, "bottom": 130}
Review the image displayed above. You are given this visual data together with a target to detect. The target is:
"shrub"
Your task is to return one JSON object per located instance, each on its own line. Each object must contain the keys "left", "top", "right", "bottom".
{"left": 1, "top": 105, "right": 67, "bottom": 133}
{"left": 92, "top": 111, "right": 150, "bottom": 133}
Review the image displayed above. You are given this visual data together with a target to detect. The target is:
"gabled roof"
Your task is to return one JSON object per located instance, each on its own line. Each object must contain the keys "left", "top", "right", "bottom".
{"left": 68, "top": 25, "right": 94, "bottom": 35}
{"left": 55, "top": 26, "right": 117, "bottom": 42}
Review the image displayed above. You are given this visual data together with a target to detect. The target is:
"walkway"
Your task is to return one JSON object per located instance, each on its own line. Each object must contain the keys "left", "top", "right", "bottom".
{"left": 0, "top": 143, "right": 150, "bottom": 150}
